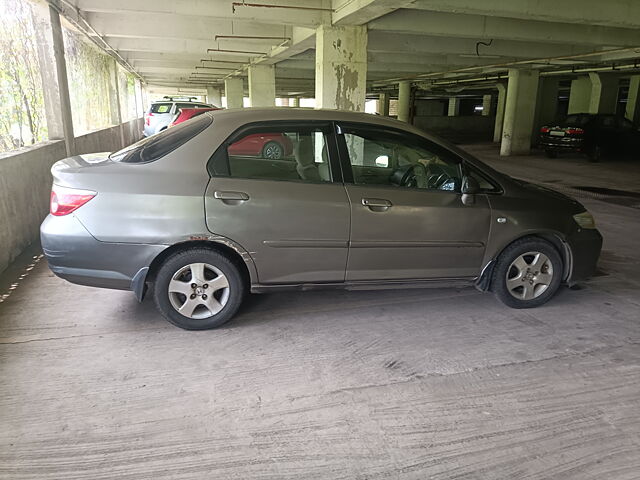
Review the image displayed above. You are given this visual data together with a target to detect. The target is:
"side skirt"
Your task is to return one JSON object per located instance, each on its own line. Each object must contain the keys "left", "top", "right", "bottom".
{"left": 250, "top": 277, "right": 478, "bottom": 294}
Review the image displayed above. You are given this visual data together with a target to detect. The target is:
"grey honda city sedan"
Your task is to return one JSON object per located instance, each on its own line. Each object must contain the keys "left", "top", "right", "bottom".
{"left": 41, "top": 109, "right": 602, "bottom": 330}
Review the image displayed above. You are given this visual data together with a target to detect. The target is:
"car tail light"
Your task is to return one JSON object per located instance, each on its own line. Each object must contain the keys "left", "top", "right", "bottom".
{"left": 540, "top": 126, "right": 550, "bottom": 133}
{"left": 145, "top": 112, "right": 153, "bottom": 125}
{"left": 50, "top": 185, "right": 96, "bottom": 216}
{"left": 566, "top": 127, "right": 584, "bottom": 135}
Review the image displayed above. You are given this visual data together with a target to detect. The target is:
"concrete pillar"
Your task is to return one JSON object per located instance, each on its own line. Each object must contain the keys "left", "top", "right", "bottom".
{"left": 377, "top": 92, "right": 390, "bottom": 116}
{"left": 481, "top": 94, "right": 493, "bottom": 116}
{"left": 206, "top": 86, "right": 222, "bottom": 107}
{"left": 225, "top": 78, "right": 244, "bottom": 109}
{"left": 448, "top": 97, "right": 460, "bottom": 116}
{"left": 248, "top": 65, "right": 275, "bottom": 107}
{"left": 493, "top": 83, "right": 507, "bottom": 143}
{"left": 534, "top": 77, "right": 560, "bottom": 129}
{"left": 568, "top": 76, "right": 592, "bottom": 114}
{"left": 315, "top": 25, "right": 367, "bottom": 111}
{"left": 291, "top": 97, "right": 300, "bottom": 107}
{"left": 625, "top": 75, "right": 640, "bottom": 123}
{"left": 500, "top": 69, "right": 540, "bottom": 156}
{"left": 108, "top": 59, "right": 126, "bottom": 148}
{"left": 588, "top": 73, "right": 618, "bottom": 114}
{"left": 32, "top": 5, "right": 74, "bottom": 156}
{"left": 397, "top": 81, "right": 411, "bottom": 122}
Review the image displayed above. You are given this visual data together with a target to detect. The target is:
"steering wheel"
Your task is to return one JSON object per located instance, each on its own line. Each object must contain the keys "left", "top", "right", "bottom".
{"left": 427, "top": 172, "right": 449, "bottom": 189}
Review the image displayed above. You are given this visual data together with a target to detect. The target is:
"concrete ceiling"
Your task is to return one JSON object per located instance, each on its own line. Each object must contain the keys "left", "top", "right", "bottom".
{"left": 57, "top": 0, "right": 640, "bottom": 95}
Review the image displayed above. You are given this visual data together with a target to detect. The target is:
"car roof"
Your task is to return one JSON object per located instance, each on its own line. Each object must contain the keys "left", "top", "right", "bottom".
{"left": 207, "top": 107, "right": 430, "bottom": 137}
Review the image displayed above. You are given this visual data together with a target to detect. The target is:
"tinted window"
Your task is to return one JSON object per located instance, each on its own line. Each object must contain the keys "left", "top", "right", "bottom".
{"left": 150, "top": 103, "right": 172, "bottom": 114}
{"left": 213, "top": 126, "right": 332, "bottom": 183}
{"left": 565, "top": 115, "right": 590, "bottom": 126}
{"left": 110, "top": 114, "right": 212, "bottom": 163}
{"left": 599, "top": 116, "right": 616, "bottom": 128}
{"left": 465, "top": 164, "right": 501, "bottom": 193}
{"left": 340, "top": 125, "right": 462, "bottom": 192}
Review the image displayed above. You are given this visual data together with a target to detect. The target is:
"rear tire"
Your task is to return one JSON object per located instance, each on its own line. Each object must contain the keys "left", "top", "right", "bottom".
{"left": 153, "top": 248, "right": 244, "bottom": 330}
{"left": 262, "top": 141, "right": 284, "bottom": 159}
{"left": 492, "top": 238, "right": 563, "bottom": 309}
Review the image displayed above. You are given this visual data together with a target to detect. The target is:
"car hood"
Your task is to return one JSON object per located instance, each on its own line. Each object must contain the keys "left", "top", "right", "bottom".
{"left": 512, "top": 178, "right": 585, "bottom": 212}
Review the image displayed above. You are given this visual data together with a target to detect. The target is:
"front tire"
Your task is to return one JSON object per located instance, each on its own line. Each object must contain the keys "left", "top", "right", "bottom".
{"left": 587, "top": 145, "right": 602, "bottom": 162}
{"left": 153, "top": 248, "right": 244, "bottom": 330}
{"left": 492, "top": 238, "right": 563, "bottom": 309}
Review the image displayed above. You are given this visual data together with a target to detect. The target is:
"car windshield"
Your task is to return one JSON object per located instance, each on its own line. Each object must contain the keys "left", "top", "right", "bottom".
{"left": 110, "top": 114, "right": 212, "bottom": 163}
{"left": 564, "top": 115, "right": 591, "bottom": 126}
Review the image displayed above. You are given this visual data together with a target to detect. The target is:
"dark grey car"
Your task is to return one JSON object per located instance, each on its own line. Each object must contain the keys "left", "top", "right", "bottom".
{"left": 41, "top": 109, "right": 602, "bottom": 330}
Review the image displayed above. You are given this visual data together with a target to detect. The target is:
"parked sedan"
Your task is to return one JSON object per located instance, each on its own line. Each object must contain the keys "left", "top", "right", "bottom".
{"left": 41, "top": 109, "right": 602, "bottom": 330}
{"left": 539, "top": 113, "right": 640, "bottom": 161}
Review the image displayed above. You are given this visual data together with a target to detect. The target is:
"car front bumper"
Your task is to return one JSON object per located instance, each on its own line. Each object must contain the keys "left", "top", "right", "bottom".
{"left": 566, "top": 227, "right": 603, "bottom": 285}
{"left": 40, "top": 214, "right": 166, "bottom": 293}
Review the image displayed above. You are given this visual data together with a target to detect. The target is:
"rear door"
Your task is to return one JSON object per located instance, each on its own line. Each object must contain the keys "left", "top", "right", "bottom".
{"left": 205, "top": 122, "right": 350, "bottom": 284}
{"left": 336, "top": 123, "right": 491, "bottom": 281}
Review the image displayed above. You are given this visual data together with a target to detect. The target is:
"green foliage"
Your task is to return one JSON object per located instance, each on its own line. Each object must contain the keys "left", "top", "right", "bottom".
{"left": 0, "top": 0, "right": 46, "bottom": 153}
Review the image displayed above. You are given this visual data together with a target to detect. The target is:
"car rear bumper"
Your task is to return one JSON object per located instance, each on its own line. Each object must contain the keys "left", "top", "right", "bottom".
{"left": 539, "top": 136, "right": 585, "bottom": 152}
{"left": 566, "top": 228, "right": 603, "bottom": 285}
{"left": 40, "top": 214, "right": 165, "bottom": 292}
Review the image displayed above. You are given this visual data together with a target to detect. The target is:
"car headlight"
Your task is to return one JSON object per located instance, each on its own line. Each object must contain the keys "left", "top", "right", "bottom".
{"left": 573, "top": 211, "right": 596, "bottom": 229}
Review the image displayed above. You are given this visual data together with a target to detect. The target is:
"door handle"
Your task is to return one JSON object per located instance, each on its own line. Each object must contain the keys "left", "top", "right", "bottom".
{"left": 214, "top": 191, "right": 249, "bottom": 202}
{"left": 362, "top": 198, "right": 392, "bottom": 211}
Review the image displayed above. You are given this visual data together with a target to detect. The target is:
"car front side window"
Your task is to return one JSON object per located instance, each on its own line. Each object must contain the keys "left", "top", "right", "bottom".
{"left": 340, "top": 126, "right": 462, "bottom": 192}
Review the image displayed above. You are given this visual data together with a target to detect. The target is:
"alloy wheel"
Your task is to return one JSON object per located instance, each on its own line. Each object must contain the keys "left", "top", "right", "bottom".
{"left": 168, "top": 262, "right": 230, "bottom": 319}
{"left": 505, "top": 251, "right": 554, "bottom": 301}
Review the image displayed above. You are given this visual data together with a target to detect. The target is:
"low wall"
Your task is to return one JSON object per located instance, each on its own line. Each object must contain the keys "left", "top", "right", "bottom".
{"left": 0, "top": 118, "right": 143, "bottom": 274}
{"left": 413, "top": 115, "right": 495, "bottom": 144}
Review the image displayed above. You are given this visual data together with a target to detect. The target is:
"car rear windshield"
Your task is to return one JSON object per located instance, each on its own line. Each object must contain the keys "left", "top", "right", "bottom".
{"left": 150, "top": 103, "right": 172, "bottom": 114}
{"left": 110, "top": 114, "right": 212, "bottom": 164}
{"left": 564, "top": 115, "right": 591, "bottom": 126}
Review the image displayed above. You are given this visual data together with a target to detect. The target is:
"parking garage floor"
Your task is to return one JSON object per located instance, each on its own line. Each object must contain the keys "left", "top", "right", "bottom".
{"left": 1, "top": 146, "right": 639, "bottom": 479}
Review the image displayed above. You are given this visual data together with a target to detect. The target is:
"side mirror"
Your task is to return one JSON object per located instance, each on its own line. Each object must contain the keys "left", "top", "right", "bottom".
{"left": 461, "top": 175, "right": 481, "bottom": 195}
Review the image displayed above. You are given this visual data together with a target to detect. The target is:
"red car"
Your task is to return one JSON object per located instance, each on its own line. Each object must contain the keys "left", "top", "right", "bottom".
{"left": 170, "top": 109, "right": 292, "bottom": 159}
{"left": 169, "top": 107, "right": 220, "bottom": 128}
{"left": 228, "top": 133, "right": 293, "bottom": 159}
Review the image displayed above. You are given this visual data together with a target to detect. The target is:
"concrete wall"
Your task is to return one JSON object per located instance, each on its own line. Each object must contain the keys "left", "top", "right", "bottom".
{"left": 0, "top": 118, "right": 143, "bottom": 274}
{"left": 413, "top": 115, "right": 495, "bottom": 144}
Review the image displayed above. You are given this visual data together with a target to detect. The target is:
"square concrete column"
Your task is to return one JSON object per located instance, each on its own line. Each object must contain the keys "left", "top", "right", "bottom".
{"left": 31, "top": 4, "right": 75, "bottom": 156}
{"left": 248, "top": 65, "right": 275, "bottom": 107}
{"left": 588, "top": 73, "right": 618, "bottom": 114}
{"left": 206, "top": 86, "right": 222, "bottom": 107}
{"left": 481, "top": 94, "right": 493, "bottom": 116}
{"left": 493, "top": 83, "right": 507, "bottom": 143}
{"left": 397, "top": 82, "right": 411, "bottom": 122}
{"left": 568, "top": 76, "right": 591, "bottom": 114}
{"left": 534, "top": 77, "right": 560, "bottom": 129}
{"left": 225, "top": 78, "right": 244, "bottom": 109}
{"left": 377, "top": 92, "right": 390, "bottom": 116}
{"left": 315, "top": 25, "right": 367, "bottom": 111}
{"left": 448, "top": 97, "right": 460, "bottom": 116}
{"left": 625, "top": 75, "right": 640, "bottom": 122}
{"left": 500, "top": 69, "right": 539, "bottom": 156}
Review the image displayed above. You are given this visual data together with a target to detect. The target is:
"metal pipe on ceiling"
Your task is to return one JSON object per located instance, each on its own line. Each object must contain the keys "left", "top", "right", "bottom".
{"left": 231, "top": 2, "right": 334, "bottom": 13}
{"left": 208, "top": 48, "right": 268, "bottom": 55}
{"left": 214, "top": 35, "right": 291, "bottom": 42}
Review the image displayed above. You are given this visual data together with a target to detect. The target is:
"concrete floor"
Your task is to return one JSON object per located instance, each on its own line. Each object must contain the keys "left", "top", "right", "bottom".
{"left": 1, "top": 146, "right": 639, "bottom": 479}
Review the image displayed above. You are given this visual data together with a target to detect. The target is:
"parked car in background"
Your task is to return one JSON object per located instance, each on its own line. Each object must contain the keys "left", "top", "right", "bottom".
{"left": 41, "top": 109, "right": 602, "bottom": 330}
{"left": 143, "top": 97, "right": 212, "bottom": 137}
{"left": 539, "top": 113, "right": 640, "bottom": 161}
{"left": 168, "top": 107, "right": 220, "bottom": 128}
{"left": 227, "top": 132, "right": 293, "bottom": 159}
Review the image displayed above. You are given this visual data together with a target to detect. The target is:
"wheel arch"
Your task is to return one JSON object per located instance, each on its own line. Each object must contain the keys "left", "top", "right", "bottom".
{"left": 144, "top": 239, "right": 256, "bottom": 298}
{"left": 476, "top": 232, "right": 572, "bottom": 292}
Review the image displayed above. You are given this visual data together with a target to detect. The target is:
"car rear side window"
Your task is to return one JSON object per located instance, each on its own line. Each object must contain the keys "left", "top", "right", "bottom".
{"left": 110, "top": 114, "right": 212, "bottom": 163}
{"left": 150, "top": 103, "right": 172, "bottom": 114}
{"left": 209, "top": 125, "right": 333, "bottom": 183}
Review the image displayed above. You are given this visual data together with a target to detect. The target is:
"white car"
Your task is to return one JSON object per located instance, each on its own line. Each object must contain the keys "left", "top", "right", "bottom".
{"left": 143, "top": 98, "right": 212, "bottom": 137}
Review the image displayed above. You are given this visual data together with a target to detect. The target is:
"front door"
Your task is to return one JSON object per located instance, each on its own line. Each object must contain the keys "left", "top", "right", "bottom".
{"left": 336, "top": 123, "right": 491, "bottom": 281}
{"left": 205, "top": 122, "right": 349, "bottom": 284}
